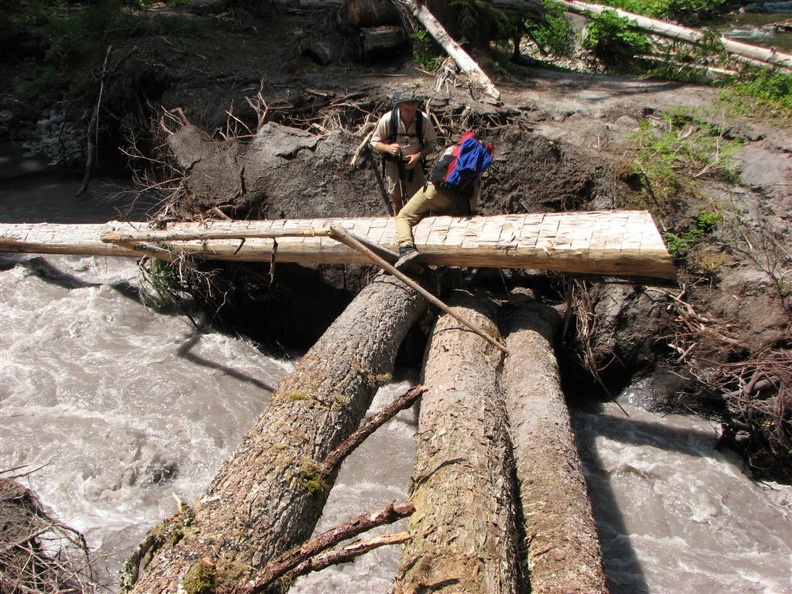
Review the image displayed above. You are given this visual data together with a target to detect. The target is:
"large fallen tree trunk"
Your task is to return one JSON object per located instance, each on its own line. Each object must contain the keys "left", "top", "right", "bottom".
{"left": 502, "top": 290, "right": 607, "bottom": 594}
{"left": 557, "top": 0, "right": 792, "bottom": 70}
{"left": 126, "top": 273, "right": 427, "bottom": 593}
{"left": 393, "top": 289, "right": 521, "bottom": 593}
{"left": 405, "top": 0, "right": 502, "bottom": 102}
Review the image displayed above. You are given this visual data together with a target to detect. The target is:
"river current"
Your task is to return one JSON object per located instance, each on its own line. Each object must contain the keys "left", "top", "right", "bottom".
{"left": 1, "top": 147, "right": 790, "bottom": 593}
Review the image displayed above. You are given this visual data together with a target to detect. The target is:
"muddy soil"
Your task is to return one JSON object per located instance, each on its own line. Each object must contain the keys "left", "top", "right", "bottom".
{"left": 3, "top": 3, "right": 790, "bottom": 480}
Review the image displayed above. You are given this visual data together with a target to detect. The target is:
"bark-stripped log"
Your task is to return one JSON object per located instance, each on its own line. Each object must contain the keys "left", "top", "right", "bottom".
{"left": 406, "top": 1, "right": 501, "bottom": 102}
{"left": 502, "top": 291, "right": 608, "bottom": 594}
{"left": 558, "top": 0, "right": 792, "bottom": 71}
{"left": 394, "top": 289, "right": 520, "bottom": 594}
{"left": 127, "top": 273, "right": 427, "bottom": 593}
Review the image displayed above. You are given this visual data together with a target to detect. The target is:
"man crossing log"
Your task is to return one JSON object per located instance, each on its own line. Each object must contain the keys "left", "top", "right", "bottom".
{"left": 124, "top": 273, "right": 427, "bottom": 593}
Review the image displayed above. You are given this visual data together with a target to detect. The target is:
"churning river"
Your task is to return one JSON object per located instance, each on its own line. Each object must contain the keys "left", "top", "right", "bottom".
{"left": 1, "top": 144, "right": 790, "bottom": 593}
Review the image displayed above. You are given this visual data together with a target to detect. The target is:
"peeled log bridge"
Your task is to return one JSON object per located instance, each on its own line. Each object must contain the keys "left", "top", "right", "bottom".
{"left": 0, "top": 210, "right": 676, "bottom": 283}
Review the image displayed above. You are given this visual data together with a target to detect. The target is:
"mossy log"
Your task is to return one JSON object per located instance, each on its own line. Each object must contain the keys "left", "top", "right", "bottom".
{"left": 502, "top": 292, "right": 608, "bottom": 594}
{"left": 393, "top": 289, "right": 521, "bottom": 593}
{"left": 127, "top": 273, "right": 427, "bottom": 593}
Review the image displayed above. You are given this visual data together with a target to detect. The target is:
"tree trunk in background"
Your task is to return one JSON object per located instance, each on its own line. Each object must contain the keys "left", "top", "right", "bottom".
{"left": 557, "top": 0, "right": 792, "bottom": 70}
{"left": 128, "top": 273, "right": 427, "bottom": 593}
{"left": 501, "top": 291, "right": 608, "bottom": 594}
{"left": 408, "top": 1, "right": 502, "bottom": 102}
{"left": 394, "top": 289, "right": 521, "bottom": 594}
{"left": 341, "top": 0, "right": 404, "bottom": 28}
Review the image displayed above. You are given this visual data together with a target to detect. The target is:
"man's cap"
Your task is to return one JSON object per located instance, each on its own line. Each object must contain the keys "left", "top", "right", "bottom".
{"left": 393, "top": 90, "right": 422, "bottom": 104}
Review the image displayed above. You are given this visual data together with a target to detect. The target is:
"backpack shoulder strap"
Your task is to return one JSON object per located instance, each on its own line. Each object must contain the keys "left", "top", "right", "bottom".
{"left": 416, "top": 110, "right": 424, "bottom": 148}
{"left": 387, "top": 108, "right": 399, "bottom": 143}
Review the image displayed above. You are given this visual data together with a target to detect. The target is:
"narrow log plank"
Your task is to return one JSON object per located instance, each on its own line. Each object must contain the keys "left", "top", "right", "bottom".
{"left": 0, "top": 211, "right": 677, "bottom": 282}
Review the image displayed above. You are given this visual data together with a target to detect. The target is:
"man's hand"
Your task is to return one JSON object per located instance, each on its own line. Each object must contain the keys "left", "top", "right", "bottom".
{"left": 404, "top": 153, "right": 421, "bottom": 170}
{"left": 382, "top": 142, "right": 402, "bottom": 157}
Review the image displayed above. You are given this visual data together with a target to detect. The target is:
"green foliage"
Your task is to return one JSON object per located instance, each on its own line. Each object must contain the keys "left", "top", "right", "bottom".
{"left": 581, "top": 10, "right": 652, "bottom": 70}
{"left": 410, "top": 30, "right": 443, "bottom": 72}
{"left": 10, "top": 1, "right": 116, "bottom": 102}
{"left": 140, "top": 258, "right": 195, "bottom": 312}
{"left": 664, "top": 209, "right": 722, "bottom": 258}
{"left": 14, "top": 1, "right": 54, "bottom": 26}
{"left": 643, "top": 28, "right": 728, "bottom": 84}
{"left": 45, "top": 2, "right": 115, "bottom": 66}
{"left": 12, "top": 0, "right": 207, "bottom": 103}
{"left": 627, "top": 109, "right": 742, "bottom": 209}
{"left": 451, "top": 0, "right": 498, "bottom": 42}
{"left": 19, "top": 64, "right": 59, "bottom": 98}
{"left": 591, "top": 0, "right": 728, "bottom": 23}
{"left": 722, "top": 68, "right": 792, "bottom": 120}
{"left": 523, "top": 0, "right": 574, "bottom": 56}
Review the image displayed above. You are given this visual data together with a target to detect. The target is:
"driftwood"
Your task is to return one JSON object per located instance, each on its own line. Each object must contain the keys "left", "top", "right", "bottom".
{"left": 557, "top": 0, "right": 792, "bottom": 71}
{"left": 0, "top": 477, "right": 98, "bottom": 593}
{"left": 405, "top": 0, "right": 501, "bottom": 102}
{"left": 319, "top": 384, "right": 426, "bottom": 473}
{"left": 394, "top": 290, "right": 521, "bottom": 593}
{"left": 126, "top": 273, "right": 427, "bottom": 593}
{"left": 235, "top": 500, "right": 416, "bottom": 592}
{"left": 502, "top": 292, "right": 608, "bottom": 594}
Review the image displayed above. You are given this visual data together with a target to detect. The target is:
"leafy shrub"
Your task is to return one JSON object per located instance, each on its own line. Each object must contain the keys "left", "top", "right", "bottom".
{"left": 627, "top": 109, "right": 742, "bottom": 210}
{"left": 591, "top": 0, "right": 728, "bottom": 23}
{"left": 581, "top": 10, "right": 651, "bottom": 70}
{"left": 727, "top": 68, "right": 792, "bottom": 117}
{"left": 664, "top": 209, "right": 722, "bottom": 259}
{"left": 411, "top": 30, "right": 443, "bottom": 72}
{"left": 523, "top": 0, "right": 574, "bottom": 57}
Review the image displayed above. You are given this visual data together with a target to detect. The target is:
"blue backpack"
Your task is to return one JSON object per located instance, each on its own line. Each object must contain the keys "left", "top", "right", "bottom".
{"left": 429, "top": 131, "right": 493, "bottom": 192}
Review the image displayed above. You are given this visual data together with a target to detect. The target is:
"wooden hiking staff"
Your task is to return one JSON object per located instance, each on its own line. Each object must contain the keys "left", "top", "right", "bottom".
{"left": 327, "top": 225, "right": 509, "bottom": 355}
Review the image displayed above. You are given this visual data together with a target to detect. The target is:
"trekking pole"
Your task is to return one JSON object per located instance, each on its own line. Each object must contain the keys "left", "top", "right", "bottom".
{"left": 328, "top": 225, "right": 509, "bottom": 355}
{"left": 368, "top": 150, "right": 394, "bottom": 216}
{"left": 395, "top": 149, "right": 407, "bottom": 214}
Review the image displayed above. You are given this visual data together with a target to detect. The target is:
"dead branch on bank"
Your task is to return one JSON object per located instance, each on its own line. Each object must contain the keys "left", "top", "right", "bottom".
{"left": 568, "top": 279, "right": 616, "bottom": 397}
{"left": 404, "top": 0, "right": 501, "bottom": 102}
{"left": 0, "top": 476, "right": 101, "bottom": 594}
{"left": 663, "top": 285, "right": 791, "bottom": 478}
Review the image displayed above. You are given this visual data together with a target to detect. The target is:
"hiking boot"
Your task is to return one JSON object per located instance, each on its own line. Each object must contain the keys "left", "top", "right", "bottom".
{"left": 395, "top": 245, "right": 420, "bottom": 270}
